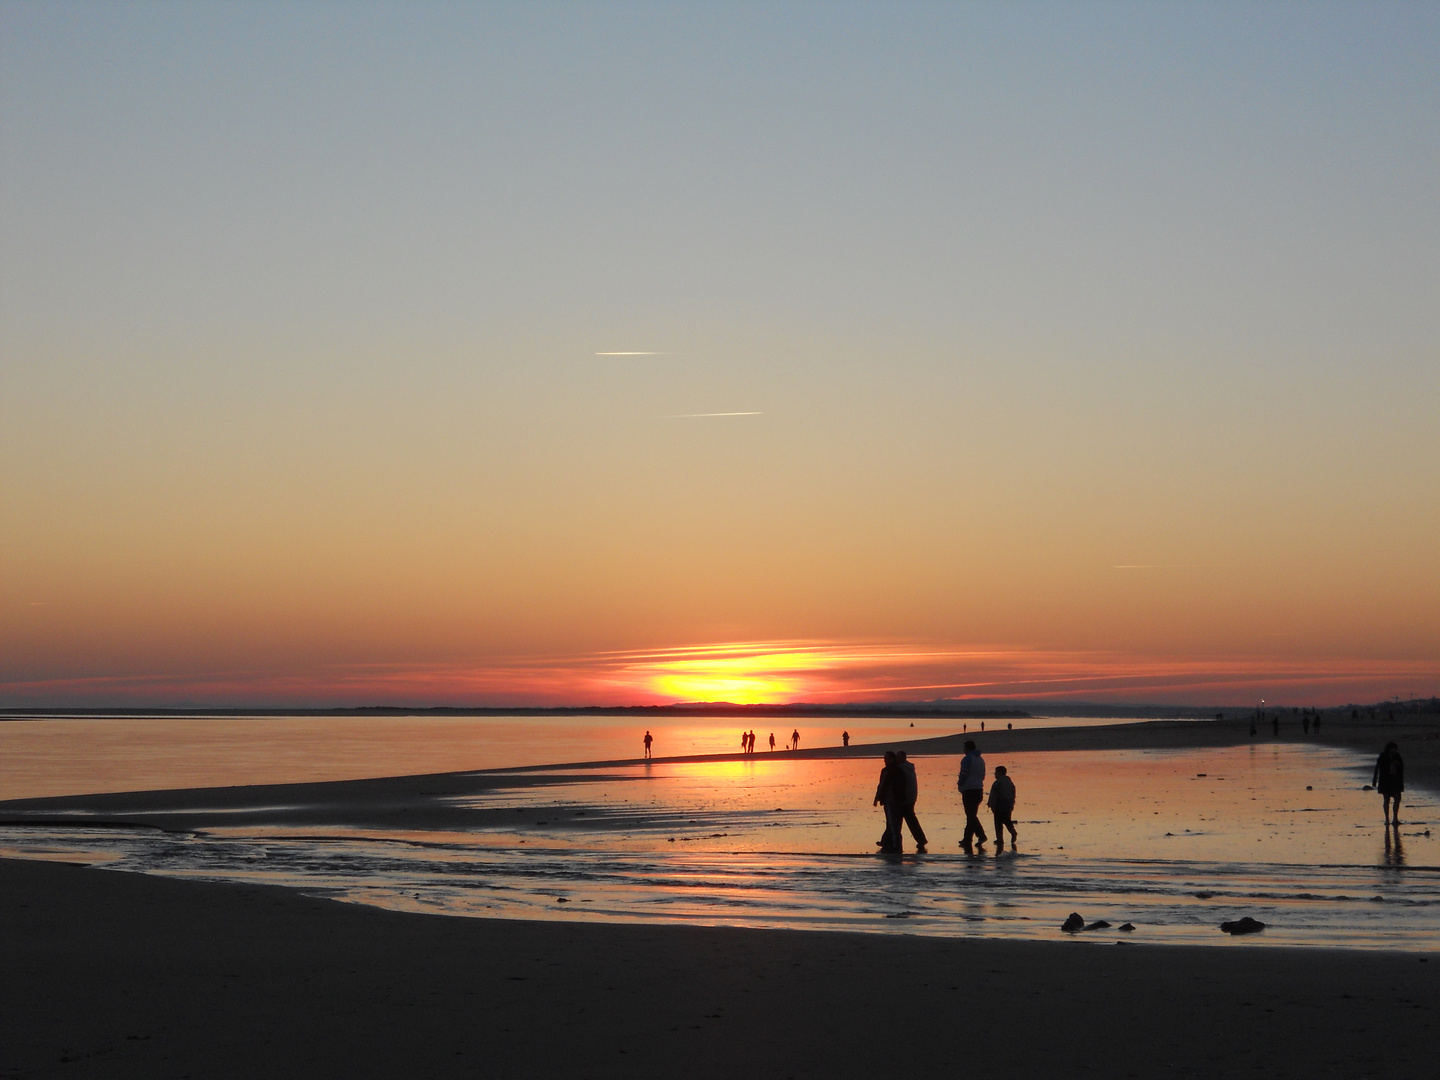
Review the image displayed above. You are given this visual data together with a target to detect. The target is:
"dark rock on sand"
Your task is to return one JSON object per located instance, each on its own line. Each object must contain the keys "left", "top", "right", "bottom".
{"left": 1220, "top": 917, "right": 1265, "bottom": 936}
{"left": 1119, "top": 923, "right": 1135, "bottom": 932}
{"left": 1084, "top": 920, "right": 1111, "bottom": 931}
{"left": 1062, "top": 912, "right": 1085, "bottom": 932}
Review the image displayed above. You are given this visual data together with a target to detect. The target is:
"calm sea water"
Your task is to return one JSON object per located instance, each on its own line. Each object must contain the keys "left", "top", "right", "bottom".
{"left": 0, "top": 712, "right": 1172, "bottom": 801}
{"left": 1, "top": 716, "right": 1434, "bottom": 949}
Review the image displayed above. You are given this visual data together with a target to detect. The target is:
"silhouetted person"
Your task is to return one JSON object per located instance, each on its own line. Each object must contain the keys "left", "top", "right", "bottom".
{"left": 748, "top": 730, "right": 756, "bottom": 753}
{"left": 1007, "top": 722, "right": 1012, "bottom": 731}
{"left": 896, "top": 751, "right": 927, "bottom": 851}
{"left": 988, "top": 765, "right": 1018, "bottom": 851}
{"left": 643, "top": 731, "right": 653, "bottom": 758}
{"left": 791, "top": 729, "right": 800, "bottom": 751}
{"left": 842, "top": 730, "right": 850, "bottom": 748}
{"left": 957, "top": 740, "right": 987, "bottom": 851}
{"left": 769, "top": 732, "right": 776, "bottom": 752}
{"left": 873, "top": 751, "right": 906, "bottom": 853}
{"left": 1373, "top": 742, "right": 1405, "bottom": 824}
{"left": 980, "top": 721, "right": 985, "bottom": 732}
{"left": 741, "top": 731, "right": 749, "bottom": 754}
{"left": 1302, "top": 714, "right": 1310, "bottom": 735}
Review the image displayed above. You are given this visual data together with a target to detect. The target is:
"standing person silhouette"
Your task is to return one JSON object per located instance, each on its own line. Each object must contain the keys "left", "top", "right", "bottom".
{"left": 895, "top": 751, "right": 927, "bottom": 852}
{"left": 741, "top": 731, "right": 748, "bottom": 754}
{"left": 747, "top": 730, "right": 756, "bottom": 754}
{"left": 791, "top": 729, "right": 800, "bottom": 751}
{"left": 842, "top": 731, "right": 850, "bottom": 747}
{"left": 873, "top": 751, "right": 905, "bottom": 853}
{"left": 1373, "top": 742, "right": 1405, "bottom": 825}
{"left": 768, "top": 732, "right": 776, "bottom": 752}
{"left": 957, "top": 740, "right": 988, "bottom": 852}
{"left": 643, "top": 731, "right": 652, "bottom": 759}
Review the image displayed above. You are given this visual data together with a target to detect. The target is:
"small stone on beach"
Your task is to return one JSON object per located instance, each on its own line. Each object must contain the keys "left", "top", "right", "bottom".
{"left": 1219, "top": 917, "right": 1265, "bottom": 935}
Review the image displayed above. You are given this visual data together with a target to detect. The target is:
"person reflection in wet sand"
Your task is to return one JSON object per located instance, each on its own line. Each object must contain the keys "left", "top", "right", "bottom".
{"left": 895, "top": 752, "right": 927, "bottom": 852}
{"left": 1373, "top": 742, "right": 1405, "bottom": 825}
{"left": 643, "top": 731, "right": 652, "bottom": 758}
{"left": 874, "top": 751, "right": 906, "bottom": 853}
{"left": 1384, "top": 825, "right": 1405, "bottom": 867}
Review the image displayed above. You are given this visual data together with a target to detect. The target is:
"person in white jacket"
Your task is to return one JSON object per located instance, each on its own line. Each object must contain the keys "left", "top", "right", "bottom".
{"left": 956, "top": 741, "right": 987, "bottom": 852}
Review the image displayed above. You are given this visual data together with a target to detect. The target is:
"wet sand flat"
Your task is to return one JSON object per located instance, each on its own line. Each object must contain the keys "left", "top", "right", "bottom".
{"left": 2, "top": 716, "right": 1432, "bottom": 834}
{"left": 3, "top": 857, "right": 1436, "bottom": 1080}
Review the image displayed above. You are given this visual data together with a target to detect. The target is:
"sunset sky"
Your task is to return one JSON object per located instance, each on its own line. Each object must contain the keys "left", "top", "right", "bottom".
{"left": 2, "top": 3, "right": 1437, "bottom": 708}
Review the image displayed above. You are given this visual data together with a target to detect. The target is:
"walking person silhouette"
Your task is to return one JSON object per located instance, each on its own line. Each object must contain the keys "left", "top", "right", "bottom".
{"left": 957, "top": 740, "right": 988, "bottom": 852}
{"left": 896, "top": 751, "right": 927, "bottom": 852}
{"left": 873, "top": 751, "right": 906, "bottom": 853}
{"left": 1373, "top": 742, "right": 1405, "bottom": 825}
{"left": 988, "top": 765, "right": 1018, "bottom": 851}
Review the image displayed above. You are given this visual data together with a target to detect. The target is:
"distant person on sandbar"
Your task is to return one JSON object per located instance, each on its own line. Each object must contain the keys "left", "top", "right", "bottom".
{"left": 791, "top": 729, "right": 800, "bottom": 750}
{"left": 842, "top": 730, "right": 850, "bottom": 748}
{"left": 741, "top": 731, "right": 749, "bottom": 754}
{"left": 769, "top": 732, "right": 776, "bottom": 752}
{"left": 1373, "top": 742, "right": 1405, "bottom": 825}
{"left": 643, "top": 731, "right": 653, "bottom": 758}
{"left": 957, "top": 740, "right": 988, "bottom": 852}
{"left": 748, "top": 730, "right": 756, "bottom": 754}
{"left": 873, "top": 751, "right": 906, "bottom": 853}
{"left": 895, "top": 751, "right": 927, "bottom": 852}
{"left": 987, "top": 765, "right": 1018, "bottom": 851}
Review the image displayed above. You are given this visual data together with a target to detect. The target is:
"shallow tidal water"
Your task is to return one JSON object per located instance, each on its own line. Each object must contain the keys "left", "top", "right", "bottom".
{"left": 1, "top": 720, "right": 1435, "bottom": 950}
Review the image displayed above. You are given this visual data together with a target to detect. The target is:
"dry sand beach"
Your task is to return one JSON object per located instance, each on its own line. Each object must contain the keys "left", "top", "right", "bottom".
{"left": 3, "top": 857, "right": 1436, "bottom": 1080}
{"left": 3, "top": 716, "right": 1438, "bottom": 1078}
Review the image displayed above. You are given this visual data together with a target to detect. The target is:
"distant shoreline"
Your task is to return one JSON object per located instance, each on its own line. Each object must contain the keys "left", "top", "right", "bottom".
{"left": 0, "top": 703, "right": 1238, "bottom": 720}
{"left": 0, "top": 704, "right": 1039, "bottom": 719}
{"left": 5, "top": 696, "right": 1433, "bottom": 721}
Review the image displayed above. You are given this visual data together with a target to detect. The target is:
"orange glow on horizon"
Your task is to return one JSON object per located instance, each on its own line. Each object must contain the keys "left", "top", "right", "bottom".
{"left": 4, "top": 639, "right": 1437, "bottom": 709}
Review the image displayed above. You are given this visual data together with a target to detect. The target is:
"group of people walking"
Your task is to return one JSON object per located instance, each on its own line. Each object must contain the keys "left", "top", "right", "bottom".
{"left": 737, "top": 729, "right": 801, "bottom": 754}
{"left": 873, "top": 740, "right": 1018, "bottom": 854}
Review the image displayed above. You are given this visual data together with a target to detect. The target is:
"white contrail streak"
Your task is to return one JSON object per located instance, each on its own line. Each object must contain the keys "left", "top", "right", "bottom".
{"left": 672, "top": 411, "right": 763, "bottom": 418}
{"left": 595, "top": 351, "right": 667, "bottom": 356}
